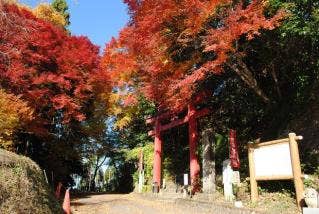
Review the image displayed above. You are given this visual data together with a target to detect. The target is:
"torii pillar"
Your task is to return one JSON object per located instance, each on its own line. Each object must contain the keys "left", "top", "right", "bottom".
{"left": 153, "top": 119, "right": 162, "bottom": 187}
{"left": 188, "top": 103, "right": 200, "bottom": 190}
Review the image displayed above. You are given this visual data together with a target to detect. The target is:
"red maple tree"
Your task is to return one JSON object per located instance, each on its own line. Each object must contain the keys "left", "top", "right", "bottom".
{"left": 104, "top": 0, "right": 285, "bottom": 111}
{"left": 0, "top": 3, "right": 108, "bottom": 135}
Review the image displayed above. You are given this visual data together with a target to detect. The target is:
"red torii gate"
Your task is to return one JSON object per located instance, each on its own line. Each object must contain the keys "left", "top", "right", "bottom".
{"left": 147, "top": 91, "right": 211, "bottom": 192}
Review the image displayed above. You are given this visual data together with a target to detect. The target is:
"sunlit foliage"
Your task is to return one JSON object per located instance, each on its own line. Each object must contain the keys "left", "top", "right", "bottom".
{"left": 33, "top": 3, "right": 66, "bottom": 27}
{"left": 0, "top": 90, "right": 33, "bottom": 150}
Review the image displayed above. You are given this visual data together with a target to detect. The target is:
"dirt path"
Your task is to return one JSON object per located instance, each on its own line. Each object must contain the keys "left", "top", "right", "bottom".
{"left": 71, "top": 193, "right": 211, "bottom": 214}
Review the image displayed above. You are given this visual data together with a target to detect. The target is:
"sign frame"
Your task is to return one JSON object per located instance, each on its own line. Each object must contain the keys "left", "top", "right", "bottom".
{"left": 248, "top": 133, "right": 304, "bottom": 211}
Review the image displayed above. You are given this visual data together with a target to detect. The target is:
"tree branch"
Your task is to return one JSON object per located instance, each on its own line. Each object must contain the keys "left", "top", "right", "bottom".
{"left": 227, "top": 54, "right": 270, "bottom": 103}
{"left": 270, "top": 63, "right": 282, "bottom": 99}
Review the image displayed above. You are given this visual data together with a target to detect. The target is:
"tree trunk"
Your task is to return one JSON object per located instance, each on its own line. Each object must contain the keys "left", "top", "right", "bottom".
{"left": 90, "top": 156, "right": 107, "bottom": 192}
{"left": 270, "top": 63, "right": 282, "bottom": 99}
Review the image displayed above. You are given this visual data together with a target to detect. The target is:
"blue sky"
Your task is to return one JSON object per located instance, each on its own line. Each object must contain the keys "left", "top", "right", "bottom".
{"left": 19, "top": 0, "right": 129, "bottom": 49}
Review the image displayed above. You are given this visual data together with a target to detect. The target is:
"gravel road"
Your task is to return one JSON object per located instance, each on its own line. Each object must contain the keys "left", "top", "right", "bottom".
{"left": 71, "top": 193, "right": 213, "bottom": 214}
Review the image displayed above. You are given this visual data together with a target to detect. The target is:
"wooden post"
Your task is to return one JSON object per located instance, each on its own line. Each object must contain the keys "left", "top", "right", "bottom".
{"left": 288, "top": 133, "right": 304, "bottom": 211}
{"left": 229, "top": 130, "right": 240, "bottom": 169}
{"left": 248, "top": 143, "right": 258, "bottom": 202}
{"left": 138, "top": 150, "right": 144, "bottom": 193}
{"left": 51, "top": 171, "right": 54, "bottom": 188}
{"left": 43, "top": 169, "right": 49, "bottom": 184}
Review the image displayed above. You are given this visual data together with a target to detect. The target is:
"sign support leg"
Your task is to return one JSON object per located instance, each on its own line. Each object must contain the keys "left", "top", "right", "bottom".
{"left": 288, "top": 133, "right": 304, "bottom": 211}
{"left": 248, "top": 143, "right": 258, "bottom": 202}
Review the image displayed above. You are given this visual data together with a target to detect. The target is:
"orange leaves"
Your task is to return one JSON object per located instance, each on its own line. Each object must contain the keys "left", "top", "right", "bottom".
{"left": 0, "top": 90, "right": 34, "bottom": 150}
{"left": 123, "top": 94, "right": 138, "bottom": 107}
{"left": 33, "top": 73, "right": 72, "bottom": 90}
{"left": 183, "top": 0, "right": 230, "bottom": 33}
{"left": 203, "top": 0, "right": 286, "bottom": 71}
{"left": 101, "top": 37, "right": 137, "bottom": 87}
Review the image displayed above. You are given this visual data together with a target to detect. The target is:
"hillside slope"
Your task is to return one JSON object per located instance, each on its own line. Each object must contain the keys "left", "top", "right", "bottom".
{"left": 0, "top": 149, "right": 61, "bottom": 214}
{"left": 286, "top": 94, "right": 319, "bottom": 174}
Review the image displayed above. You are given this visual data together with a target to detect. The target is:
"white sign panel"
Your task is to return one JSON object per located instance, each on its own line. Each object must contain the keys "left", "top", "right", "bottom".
{"left": 183, "top": 174, "right": 189, "bottom": 186}
{"left": 232, "top": 171, "right": 240, "bottom": 184}
{"left": 253, "top": 142, "right": 293, "bottom": 177}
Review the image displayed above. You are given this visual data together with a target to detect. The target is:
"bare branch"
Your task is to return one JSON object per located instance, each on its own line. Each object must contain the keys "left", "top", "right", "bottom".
{"left": 227, "top": 54, "right": 270, "bottom": 103}
{"left": 270, "top": 63, "right": 282, "bottom": 99}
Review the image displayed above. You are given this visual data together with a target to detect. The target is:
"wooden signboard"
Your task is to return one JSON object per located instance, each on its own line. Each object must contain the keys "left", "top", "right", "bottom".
{"left": 248, "top": 133, "right": 304, "bottom": 211}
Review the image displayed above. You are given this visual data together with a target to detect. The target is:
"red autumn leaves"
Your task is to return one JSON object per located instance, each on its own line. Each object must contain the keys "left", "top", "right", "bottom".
{"left": 104, "top": 0, "right": 285, "bottom": 112}
{"left": 0, "top": 0, "right": 286, "bottom": 136}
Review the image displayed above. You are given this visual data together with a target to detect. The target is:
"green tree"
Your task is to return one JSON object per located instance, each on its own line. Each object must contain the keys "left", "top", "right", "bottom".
{"left": 104, "top": 96, "right": 156, "bottom": 192}
{"left": 33, "top": 3, "right": 67, "bottom": 27}
{"left": 51, "top": 0, "right": 70, "bottom": 27}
